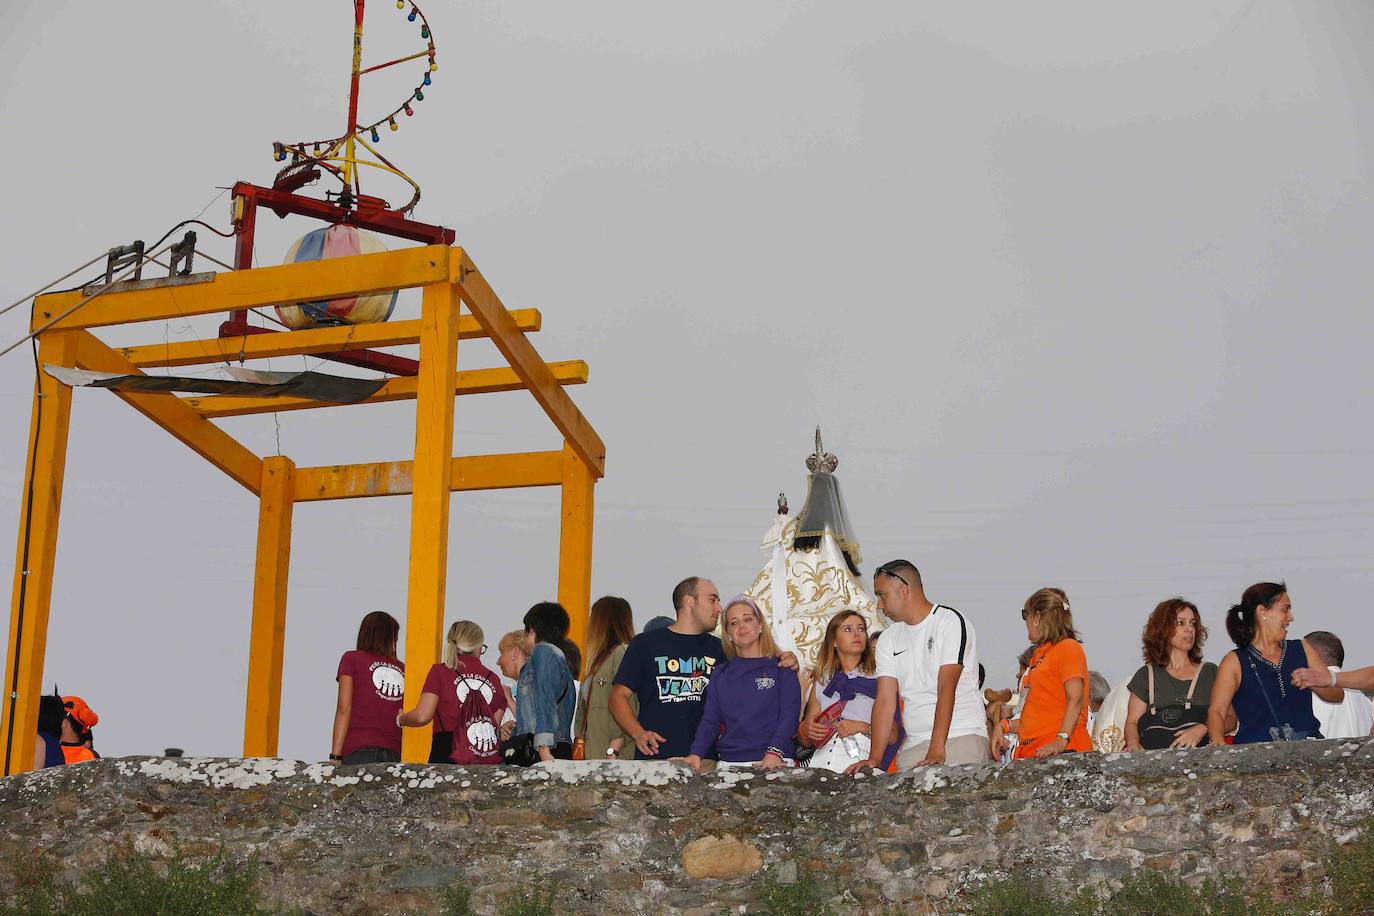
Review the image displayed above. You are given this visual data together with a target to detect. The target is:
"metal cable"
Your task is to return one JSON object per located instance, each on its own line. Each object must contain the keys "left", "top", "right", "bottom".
{"left": 0, "top": 253, "right": 108, "bottom": 320}
{"left": 0, "top": 243, "right": 176, "bottom": 360}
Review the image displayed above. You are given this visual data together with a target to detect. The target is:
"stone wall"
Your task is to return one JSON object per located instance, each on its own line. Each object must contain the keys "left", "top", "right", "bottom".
{"left": 1, "top": 739, "right": 1372, "bottom": 914}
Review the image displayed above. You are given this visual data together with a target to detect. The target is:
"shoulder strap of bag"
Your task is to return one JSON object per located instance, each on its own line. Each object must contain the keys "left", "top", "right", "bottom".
{"left": 576, "top": 660, "right": 596, "bottom": 740}
{"left": 1147, "top": 665, "right": 1156, "bottom": 715}
{"left": 1242, "top": 648, "right": 1284, "bottom": 725}
{"left": 1183, "top": 664, "right": 1202, "bottom": 709}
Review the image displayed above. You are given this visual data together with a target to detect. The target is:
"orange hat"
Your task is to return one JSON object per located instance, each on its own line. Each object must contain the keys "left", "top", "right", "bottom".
{"left": 61, "top": 696, "right": 98, "bottom": 734}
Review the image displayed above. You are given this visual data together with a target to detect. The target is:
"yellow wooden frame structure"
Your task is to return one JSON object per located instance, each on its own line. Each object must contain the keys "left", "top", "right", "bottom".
{"left": 1, "top": 245, "right": 604, "bottom": 773}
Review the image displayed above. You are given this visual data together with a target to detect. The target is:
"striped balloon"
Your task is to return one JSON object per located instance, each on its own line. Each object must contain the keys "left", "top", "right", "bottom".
{"left": 275, "top": 225, "right": 399, "bottom": 329}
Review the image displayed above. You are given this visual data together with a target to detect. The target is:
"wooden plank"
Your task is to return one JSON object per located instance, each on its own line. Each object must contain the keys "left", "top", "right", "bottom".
{"left": 186, "top": 360, "right": 589, "bottom": 419}
{"left": 400, "top": 283, "right": 460, "bottom": 763}
{"left": 1, "top": 331, "right": 77, "bottom": 775}
{"left": 118, "top": 309, "right": 543, "bottom": 368}
{"left": 557, "top": 441, "right": 597, "bottom": 656}
{"left": 293, "top": 451, "right": 564, "bottom": 502}
{"left": 31, "top": 245, "right": 451, "bottom": 332}
{"left": 243, "top": 456, "right": 295, "bottom": 757}
{"left": 71, "top": 333, "right": 263, "bottom": 494}
{"left": 453, "top": 251, "right": 606, "bottom": 477}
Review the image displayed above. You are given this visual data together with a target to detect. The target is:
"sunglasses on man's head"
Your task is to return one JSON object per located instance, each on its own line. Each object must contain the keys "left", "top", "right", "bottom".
{"left": 875, "top": 564, "right": 909, "bottom": 588}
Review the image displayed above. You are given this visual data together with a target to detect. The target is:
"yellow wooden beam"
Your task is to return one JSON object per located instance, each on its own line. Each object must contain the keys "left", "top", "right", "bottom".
{"left": 31, "top": 245, "right": 451, "bottom": 332}
{"left": 293, "top": 451, "right": 563, "bottom": 502}
{"left": 400, "top": 282, "right": 461, "bottom": 763}
{"left": 453, "top": 251, "right": 606, "bottom": 477}
{"left": 186, "top": 360, "right": 589, "bottom": 419}
{"left": 243, "top": 456, "right": 294, "bottom": 757}
{"left": 557, "top": 441, "right": 597, "bottom": 656}
{"left": 118, "top": 309, "right": 543, "bottom": 369}
{"left": 71, "top": 332, "right": 263, "bottom": 494}
{"left": 1, "top": 331, "right": 77, "bottom": 775}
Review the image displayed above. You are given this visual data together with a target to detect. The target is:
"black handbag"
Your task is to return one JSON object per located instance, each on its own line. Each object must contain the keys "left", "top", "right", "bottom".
{"left": 502, "top": 677, "right": 573, "bottom": 766}
{"left": 501, "top": 734, "right": 573, "bottom": 767}
{"left": 501, "top": 733, "right": 538, "bottom": 767}
{"left": 1138, "top": 665, "right": 1210, "bottom": 750}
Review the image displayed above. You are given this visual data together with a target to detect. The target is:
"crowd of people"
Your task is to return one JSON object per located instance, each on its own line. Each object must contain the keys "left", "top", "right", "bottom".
{"left": 327, "top": 563, "right": 1374, "bottom": 770}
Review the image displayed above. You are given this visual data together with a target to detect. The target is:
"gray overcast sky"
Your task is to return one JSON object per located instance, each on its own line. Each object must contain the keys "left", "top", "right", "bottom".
{"left": 2, "top": 2, "right": 1372, "bottom": 760}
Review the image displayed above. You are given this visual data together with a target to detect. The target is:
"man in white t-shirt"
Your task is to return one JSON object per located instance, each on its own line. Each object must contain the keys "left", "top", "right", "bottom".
{"left": 1305, "top": 631, "right": 1374, "bottom": 739}
{"left": 845, "top": 559, "right": 990, "bottom": 771}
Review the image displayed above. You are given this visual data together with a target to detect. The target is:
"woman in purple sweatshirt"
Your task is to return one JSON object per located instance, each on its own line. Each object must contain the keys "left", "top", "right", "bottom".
{"left": 677, "top": 595, "right": 801, "bottom": 771}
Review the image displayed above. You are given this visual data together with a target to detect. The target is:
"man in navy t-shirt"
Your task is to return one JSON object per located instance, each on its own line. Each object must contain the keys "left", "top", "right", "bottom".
{"left": 612, "top": 576, "right": 726, "bottom": 759}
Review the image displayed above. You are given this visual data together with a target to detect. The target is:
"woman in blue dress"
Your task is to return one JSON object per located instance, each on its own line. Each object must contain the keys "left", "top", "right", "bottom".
{"left": 1207, "top": 582, "right": 1343, "bottom": 744}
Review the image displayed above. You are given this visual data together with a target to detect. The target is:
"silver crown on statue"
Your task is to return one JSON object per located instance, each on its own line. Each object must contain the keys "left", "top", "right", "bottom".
{"left": 805, "top": 427, "right": 838, "bottom": 474}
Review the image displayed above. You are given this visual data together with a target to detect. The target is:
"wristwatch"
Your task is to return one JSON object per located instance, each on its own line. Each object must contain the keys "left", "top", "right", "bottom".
{"left": 1055, "top": 731, "right": 1070, "bottom": 741}
{"left": 329, "top": 753, "right": 343, "bottom": 762}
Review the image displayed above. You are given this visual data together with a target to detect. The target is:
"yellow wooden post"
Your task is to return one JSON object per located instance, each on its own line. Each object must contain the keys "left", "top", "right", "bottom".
{"left": 1, "top": 331, "right": 77, "bottom": 775}
{"left": 400, "top": 281, "right": 460, "bottom": 762}
{"left": 243, "top": 456, "right": 295, "bottom": 757}
{"left": 557, "top": 440, "right": 596, "bottom": 654}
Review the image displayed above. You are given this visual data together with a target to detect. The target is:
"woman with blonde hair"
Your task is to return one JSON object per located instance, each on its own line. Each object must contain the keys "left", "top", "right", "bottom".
{"left": 675, "top": 596, "right": 800, "bottom": 772}
{"left": 574, "top": 596, "right": 638, "bottom": 760}
{"left": 495, "top": 629, "right": 526, "bottom": 741}
{"left": 397, "top": 620, "right": 507, "bottom": 764}
{"left": 798, "top": 610, "right": 905, "bottom": 773}
{"left": 994, "top": 588, "right": 1093, "bottom": 759}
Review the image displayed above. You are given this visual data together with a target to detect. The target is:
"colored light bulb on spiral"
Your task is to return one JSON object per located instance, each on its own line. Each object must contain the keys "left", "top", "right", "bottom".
{"left": 415, "top": 89, "right": 424, "bottom": 101}
{"left": 407, "top": 8, "right": 417, "bottom": 21}
{"left": 422, "top": 71, "right": 431, "bottom": 86}
{"left": 370, "top": 127, "right": 380, "bottom": 142}
{"left": 421, "top": 25, "right": 429, "bottom": 39}
{"left": 389, "top": 117, "right": 398, "bottom": 132}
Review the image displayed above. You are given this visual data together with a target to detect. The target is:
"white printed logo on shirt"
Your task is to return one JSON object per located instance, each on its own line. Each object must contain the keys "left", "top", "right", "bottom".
{"left": 371, "top": 663, "right": 405, "bottom": 700}
{"left": 755, "top": 677, "right": 775, "bottom": 690}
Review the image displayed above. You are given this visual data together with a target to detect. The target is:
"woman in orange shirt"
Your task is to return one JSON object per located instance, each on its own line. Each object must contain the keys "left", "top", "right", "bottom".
{"left": 995, "top": 587, "right": 1093, "bottom": 759}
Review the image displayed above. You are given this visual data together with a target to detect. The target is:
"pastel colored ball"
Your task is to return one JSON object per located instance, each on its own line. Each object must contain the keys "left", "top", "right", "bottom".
{"left": 275, "top": 225, "right": 399, "bottom": 329}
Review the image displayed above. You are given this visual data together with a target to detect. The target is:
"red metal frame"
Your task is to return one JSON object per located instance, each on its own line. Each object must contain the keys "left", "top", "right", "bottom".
{"left": 221, "top": 181, "right": 456, "bottom": 377}
{"left": 221, "top": 0, "right": 454, "bottom": 378}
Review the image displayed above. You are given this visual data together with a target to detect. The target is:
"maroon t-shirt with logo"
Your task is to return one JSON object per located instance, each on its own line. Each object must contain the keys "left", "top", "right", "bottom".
{"left": 337, "top": 650, "right": 405, "bottom": 756}
{"left": 423, "top": 656, "right": 507, "bottom": 763}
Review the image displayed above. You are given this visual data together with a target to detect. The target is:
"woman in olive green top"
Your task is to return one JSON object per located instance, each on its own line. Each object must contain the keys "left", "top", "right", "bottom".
{"left": 577, "top": 596, "right": 638, "bottom": 759}
{"left": 1124, "top": 598, "right": 1226, "bottom": 750}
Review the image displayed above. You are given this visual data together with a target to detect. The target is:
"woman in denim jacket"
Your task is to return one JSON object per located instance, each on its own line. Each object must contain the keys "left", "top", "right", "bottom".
{"left": 514, "top": 602, "right": 577, "bottom": 762}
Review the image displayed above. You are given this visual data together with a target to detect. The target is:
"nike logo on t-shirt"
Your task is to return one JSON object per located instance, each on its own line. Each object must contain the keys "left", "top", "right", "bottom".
{"left": 893, "top": 649, "right": 908, "bottom": 656}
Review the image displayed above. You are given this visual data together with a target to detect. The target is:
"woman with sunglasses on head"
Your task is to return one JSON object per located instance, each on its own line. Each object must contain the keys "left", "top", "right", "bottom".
{"left": 674, "top": 596, "right": 801, "bottom": 772}
{"left": 1207, "top": 582, "right": 1340, "bottom": 745}
{"left": 995, "top": 588, "right": 1093, "bottom": 760}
